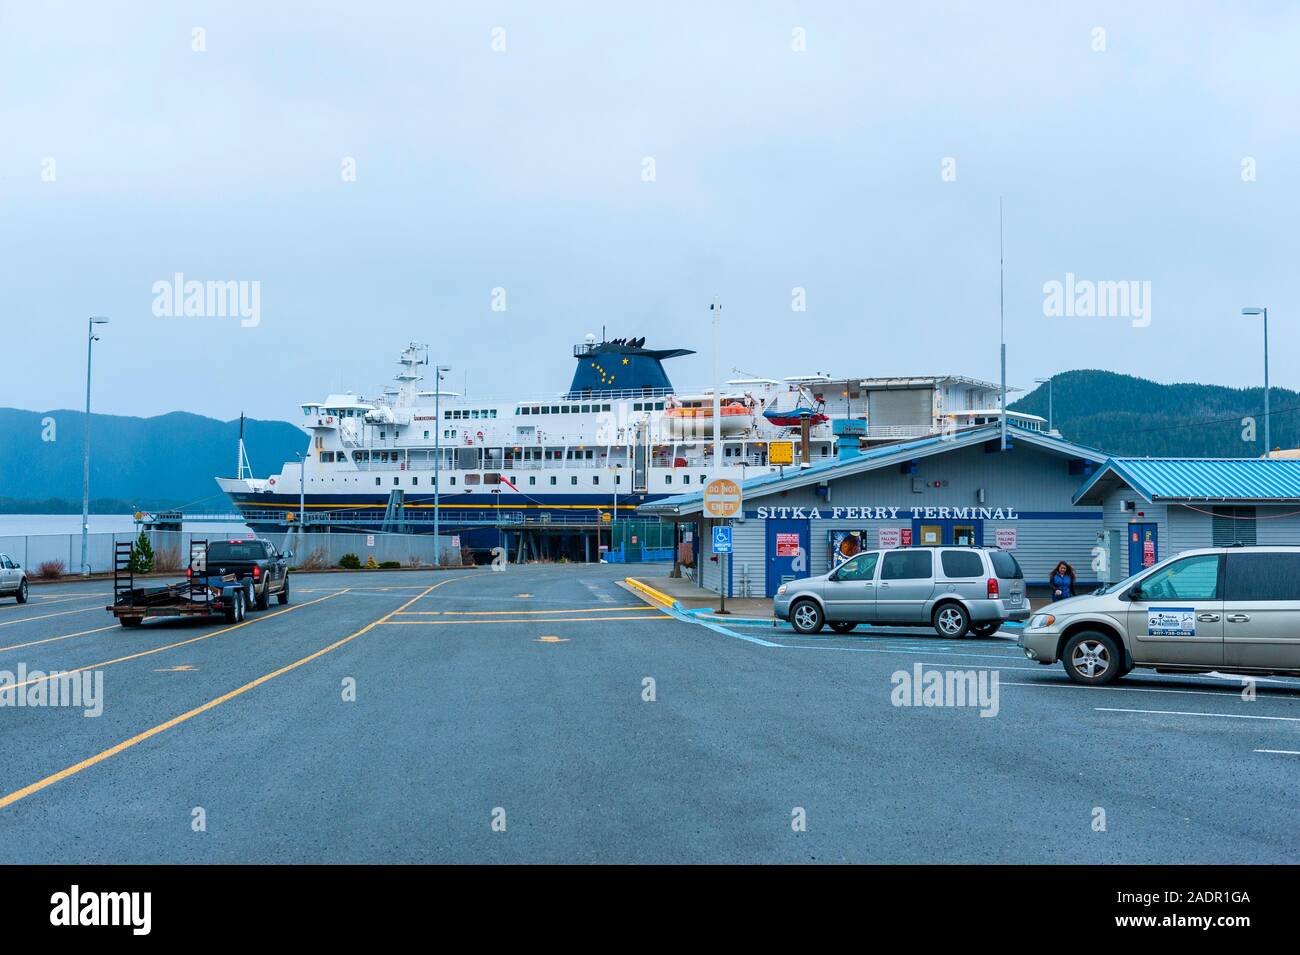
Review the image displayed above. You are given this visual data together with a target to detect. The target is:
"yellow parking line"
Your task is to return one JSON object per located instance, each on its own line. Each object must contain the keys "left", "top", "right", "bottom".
{"left": 1, "top": 590, "right": 347, "bottom": 693}
{"left": 0, "top": 605, "right": 102, "bottom": 628}
{"left": 0, "top": 573, "right": 480, "bottom": 812}
{"left": 396, "top": 605, "right": 651, "bottom": 616}
{"left": 377, "top": 621, "right": 676, "bottom": 628}
{"left": 0, "top": 625, "right": 118, "bottom": 654}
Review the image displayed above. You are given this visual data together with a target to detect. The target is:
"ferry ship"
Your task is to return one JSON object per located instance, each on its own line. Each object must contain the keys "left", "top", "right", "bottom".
{"left": 216, "top": 336, "right": 1042, "bottom": 555}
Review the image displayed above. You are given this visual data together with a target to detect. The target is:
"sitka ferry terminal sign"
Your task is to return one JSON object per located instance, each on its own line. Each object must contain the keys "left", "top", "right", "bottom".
{"left": 754, "top": 506, "right": 1021, "bottom": 520}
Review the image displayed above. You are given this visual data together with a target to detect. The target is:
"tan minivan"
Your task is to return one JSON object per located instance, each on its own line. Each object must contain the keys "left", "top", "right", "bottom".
{"left": 1020, "top": 546, "right": 1300, "bottom": 685}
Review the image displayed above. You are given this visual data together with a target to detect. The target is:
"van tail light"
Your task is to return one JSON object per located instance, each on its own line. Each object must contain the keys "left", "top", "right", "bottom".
{"left": 186, "top": 567, "right": 192, "bottom": 579}
{"left": 987, "top": 577, "right": 999, "bottom": 599}
{"left": 252, "top": 565, "right": 261, "bottom": 580}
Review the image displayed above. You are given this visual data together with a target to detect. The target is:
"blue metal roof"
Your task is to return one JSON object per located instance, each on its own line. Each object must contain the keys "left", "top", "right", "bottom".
{"left": 1073, "top": 458, "right": 1300, "bottom": 504}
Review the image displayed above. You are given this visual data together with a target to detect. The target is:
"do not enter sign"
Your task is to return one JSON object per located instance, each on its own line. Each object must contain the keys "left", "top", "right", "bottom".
{"left": 703, "top": 478, "right": 742, "bottom": 518}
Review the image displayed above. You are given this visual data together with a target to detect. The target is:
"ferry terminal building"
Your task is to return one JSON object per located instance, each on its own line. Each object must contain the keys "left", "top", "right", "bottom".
{"left": 640, "top": 427, "right": 1300, "bottom": 598}
{"left": 640, "top": 425, "right": 1111, "bottom": 598}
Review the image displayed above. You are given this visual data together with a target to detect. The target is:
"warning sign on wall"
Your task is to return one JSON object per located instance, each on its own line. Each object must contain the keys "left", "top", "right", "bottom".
{"left": 878, "top": 528, "right": 902, "bottom": 549}
{"left": 775, "top": 533, "right": 800, "bottom": 556}
{"left": 995, "top": 528, "right": 1018, "bottom": 550}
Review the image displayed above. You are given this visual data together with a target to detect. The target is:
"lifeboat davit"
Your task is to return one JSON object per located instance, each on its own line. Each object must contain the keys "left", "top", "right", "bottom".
{"left": 663, "top": 402, "right": 753, "bottom": 437}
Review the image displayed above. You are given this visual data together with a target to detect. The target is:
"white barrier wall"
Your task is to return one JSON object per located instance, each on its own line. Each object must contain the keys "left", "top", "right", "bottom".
{"left": 0, "top": 529, "right": 457, "bottom": 576}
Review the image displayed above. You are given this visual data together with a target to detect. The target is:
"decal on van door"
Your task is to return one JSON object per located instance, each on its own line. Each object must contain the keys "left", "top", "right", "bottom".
{"left": 1147, "top": 607, "right": 1196, "bottom": 637}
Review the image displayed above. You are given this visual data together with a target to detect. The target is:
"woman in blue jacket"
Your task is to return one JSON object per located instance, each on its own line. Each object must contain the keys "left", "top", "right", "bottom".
{"left": 1050, "top": 561, "right": 1076, "bottom": 601}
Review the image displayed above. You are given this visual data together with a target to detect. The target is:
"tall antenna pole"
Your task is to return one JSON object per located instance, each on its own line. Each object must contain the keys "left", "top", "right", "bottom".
{"left": 999, "top": 197, "right": 1008, "bottom": 452}
{"left": 711, "top": 299, "right": 722, "bottom": 475}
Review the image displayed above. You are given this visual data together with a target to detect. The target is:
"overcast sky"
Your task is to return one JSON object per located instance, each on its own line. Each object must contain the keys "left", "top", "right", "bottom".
{"left": 2, "top": 1, "right": 1297, "bottom": 421}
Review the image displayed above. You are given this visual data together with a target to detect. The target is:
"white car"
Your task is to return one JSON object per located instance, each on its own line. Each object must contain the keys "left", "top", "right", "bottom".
{"left": 0, "top": 553, "right": 29, "bottom": 604}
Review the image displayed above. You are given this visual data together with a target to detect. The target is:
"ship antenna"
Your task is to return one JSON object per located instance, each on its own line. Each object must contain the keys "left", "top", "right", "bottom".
{"left": 236, "top": 412, "right": 254, "bottom": 481}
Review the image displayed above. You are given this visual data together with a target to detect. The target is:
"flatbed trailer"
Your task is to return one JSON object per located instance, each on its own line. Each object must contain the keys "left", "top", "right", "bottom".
{"left": 107, "top": 539, "right": 254, "bottom": 627}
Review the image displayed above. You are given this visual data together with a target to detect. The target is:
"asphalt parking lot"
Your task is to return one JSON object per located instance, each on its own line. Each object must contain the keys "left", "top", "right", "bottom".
{"left": 1, "top": 563, "right": 1298, "bottom": 864}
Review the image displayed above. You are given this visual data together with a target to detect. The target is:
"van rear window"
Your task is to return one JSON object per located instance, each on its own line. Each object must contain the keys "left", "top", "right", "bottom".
{"left": 989, "top": 551, "right": 1024, "bottom": 579}
{"left": 1225, "top": 553, "right": 1300, "bottom": 601}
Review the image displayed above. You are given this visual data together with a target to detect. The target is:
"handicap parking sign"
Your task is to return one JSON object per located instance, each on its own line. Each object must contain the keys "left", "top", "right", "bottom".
{"left": 712, "top": 525, "right": 733, "bottom": 554}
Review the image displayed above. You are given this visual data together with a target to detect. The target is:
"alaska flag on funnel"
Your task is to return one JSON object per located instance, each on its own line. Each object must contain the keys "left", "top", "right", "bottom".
{"left": 568, "top": 337, "right": 694, "bottom": 396}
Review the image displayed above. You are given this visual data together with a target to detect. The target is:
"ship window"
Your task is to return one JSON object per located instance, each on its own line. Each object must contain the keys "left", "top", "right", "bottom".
{"left": 532, "top": 406, "right": 541, "bottom": 415}
{"left": 665, "top": 475, "right": 672, "bottom": 484}
{"left": 449, "top": 476, "right": 456, "bottom": 485}
{"left": 616, "top": 475, "right": 621, "bottom": 485}
{"left": 529, "top": 476, "right": 536, "bottom": 486}
{"left": 466, "top": 474, "right": 480, "bottom": 485}
{"left": 550, "top": 476, "right": 557, "bottom": 486}
{"left": 484, "top": 473, "right": 500, "bottom": 485}
{"left": 700, "top": 475, "right": 706, "bottom": 484}
{"left": 490, "top": 410, "right": 497, "bottom": 418}
{"left": 655, "top": 402, "right": 665, "bottom": 410}
{"left": 393, "top": 477, "right": 399, "bottom": 485}
{"left": 550, "top": 406, "right": 560, "bottom": 414}
{"left": 683, "top": 475, "right": 690, "bottom": 484}
{"left": 375, "top": 477, "right": 381, "bottom": 486}
{"left": 603, "top": 404, "right": 611, "bottom": 411}
{"left": 593, "top": 476, "right": 599, "bottom": 485}
{"left": 520, "top": 407, "right": 529, "bottom": 415}
{"left": 633, "top": 402, "right": 642, "bottom": 411}
{"left": 380, "top": 431, "right": 386, "bottom": 439}
{"left": 412, "top": 476, "right": 418, "bottom": 485}
{"left": 423, "top": 431, "right": 429, "bottom": 439}
{"left": 570, "top": 476, "right": 578, "bottom": 485}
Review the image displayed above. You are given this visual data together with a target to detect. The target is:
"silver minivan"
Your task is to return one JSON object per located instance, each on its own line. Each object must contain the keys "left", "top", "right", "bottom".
{"left": 1020, "top": 545, "right": 1300, "bottom": 685}
{"left": 774, "top": 546, "right": 1030, "bottom": 637}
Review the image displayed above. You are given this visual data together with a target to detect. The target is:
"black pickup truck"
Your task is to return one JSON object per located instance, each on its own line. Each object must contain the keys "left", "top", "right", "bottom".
{"left": 199, "top": 538, "right": 292, "bottom": 610}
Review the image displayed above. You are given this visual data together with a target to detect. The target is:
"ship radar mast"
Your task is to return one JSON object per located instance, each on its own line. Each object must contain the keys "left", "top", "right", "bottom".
{"left": 394, "top": 342, "right": 428, "bottom": 404}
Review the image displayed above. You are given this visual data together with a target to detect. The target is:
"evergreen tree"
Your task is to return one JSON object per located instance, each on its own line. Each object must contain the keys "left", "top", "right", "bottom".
{"left": 129, "top": 529, "right": 155, "bottom": 574}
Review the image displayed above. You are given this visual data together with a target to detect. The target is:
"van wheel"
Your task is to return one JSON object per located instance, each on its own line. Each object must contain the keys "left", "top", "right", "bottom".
{"left": 277, "top": 577, "right": 289, "bottom": 605}
{"left": 933, "top": 603, "right": 969, "bottom": 637}
{"left": 1063, "top": 631, "right": 1122, "bottom": 685}
{"left": 790, "top": 600, "right": 825, "bottom": 635}
{"left": 829, "top": 621, "right": 857, "bottom": 634}
{"left": 16, "top": 579, "right": 28, "bottom": 604}
{"left": 970, "top": 622, "right": 1001, "bottom": 638}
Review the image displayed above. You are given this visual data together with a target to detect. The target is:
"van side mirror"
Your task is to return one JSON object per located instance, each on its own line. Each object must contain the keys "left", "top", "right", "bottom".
{"left": 284, "top": 549, "right": 294, "bottom": 560}
{"left": 1121, "top": 586, "right": 1141, "bottom": 602}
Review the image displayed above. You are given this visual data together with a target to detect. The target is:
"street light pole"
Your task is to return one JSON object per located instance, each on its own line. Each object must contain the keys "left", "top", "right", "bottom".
{"left": 82, "top": 317, "right": 109, "bottom": 576}
{"left": 1035, "top": 377, "right": 1053, "bottom": 434}
{"left": 294, "top": 451, "right": 307, "bottom": 550}
{"left": 1242, "top": 307, "right": 1270, "bottom": 454}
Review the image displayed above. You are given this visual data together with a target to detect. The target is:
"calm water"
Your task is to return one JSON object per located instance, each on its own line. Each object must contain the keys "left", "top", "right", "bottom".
{"left": 0, "top": 514, "right": 252, "bottom": 537}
